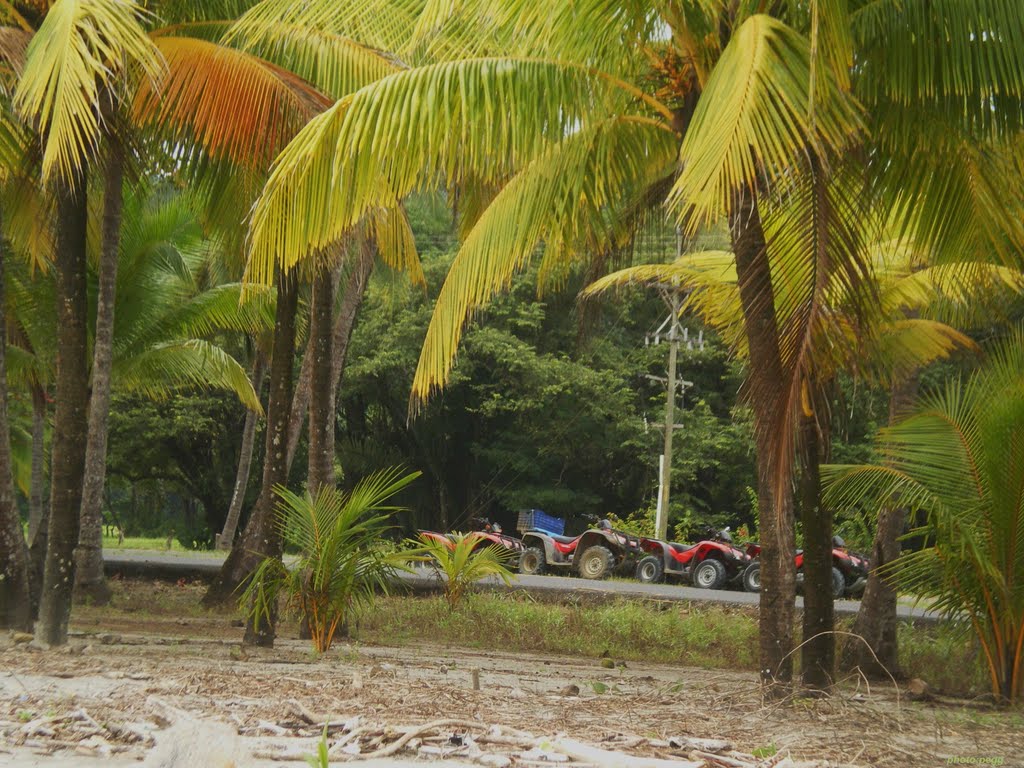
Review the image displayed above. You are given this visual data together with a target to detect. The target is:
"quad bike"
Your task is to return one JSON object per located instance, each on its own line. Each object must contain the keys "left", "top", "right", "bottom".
{"left": 418, "top": 518, "right": 525, "bottom": 559}
{"left": 518, "top": 518, "right": 642, "bottom": 579}
{"left": 633, "top": 527, "right": 750, "bottom": 589}
{"left": 742, "top": 535, "right": 868, "bottom": 598}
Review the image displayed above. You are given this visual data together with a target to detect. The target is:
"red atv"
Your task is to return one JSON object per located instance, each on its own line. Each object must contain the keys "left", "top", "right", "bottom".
{"left": 418, "top": 518, "right": 525, "bottom": 559}
{"left": 634, "top": 527, "right": 750, "bottom": 589}
{"left": 518, "top": 519, "right": 642, "bottom": 579}
{"left": 742, "top": 535, "right": 868, "bottom": 598}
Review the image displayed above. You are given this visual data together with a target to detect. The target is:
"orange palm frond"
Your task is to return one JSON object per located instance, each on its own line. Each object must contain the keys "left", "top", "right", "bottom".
{"left": 133, "top": 35, "right": 332, "bottom": 170}
{"left": 0, "top": 26, "right": 30, "bottom": 72}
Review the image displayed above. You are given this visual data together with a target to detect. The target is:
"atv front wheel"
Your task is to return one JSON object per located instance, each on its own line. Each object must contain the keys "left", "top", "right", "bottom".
{"left": 519, "top": 546, "right": 547, "bottom": 575}
{"left": 741, "top": 561, "right": 761, "bottom": 592}
{"left": 635, "top": 555, "right": 664, "bottom": 584}
{"left": 577, "top": 545, "right": 614, "bottom": 579}
{"left": 831, "top": 566, "right": 845, "bottom": 598}
{"left": 693, "top": 558, "right": 728, "bottom": 589}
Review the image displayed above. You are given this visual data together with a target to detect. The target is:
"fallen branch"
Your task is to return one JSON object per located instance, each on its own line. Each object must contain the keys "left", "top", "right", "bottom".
{"left": 346, "top": 719, "right": 489, "bottom": 760}
{"left": 549, "top": 738, "right": 705, "bottom": 768}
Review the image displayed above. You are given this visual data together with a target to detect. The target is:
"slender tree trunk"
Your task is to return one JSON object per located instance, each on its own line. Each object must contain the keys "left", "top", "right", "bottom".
{"left": 330, "top": 240, "right": 375, "bottom": 401}
{"left": 36, "top": 177, "right": 90, "bottom": 646}
{"left": 217, "top": 356, "right": 266, "bottom": 550}
{"left": 27, "top": 389, "right": 47, "bottom": 546}
{"left": 307, "top": 268, "right": 335, "bottom": 493}
{"left": 0, "top": 239, "right": 33, "bottom": 632}
{"left": 845, "top": 373, "right": 919, "bottom": 677}
{"left": 74, "top": 142, "right": 125, "bottom": 604}
{"left": 799, "top": 404, "right": 835, "bottom": 689}
{"left": 286, "top": 334, "right": 315, "bottom": 471}
{"left": 203, "top": 271, "right": 298, "bottom": 617}
{"left": 243, "top": 270, "right": 298, "bottom": 647}
{"left": 204, "top": 243, "right": 375, "bottom": 607}
{"left": 730, "top": 187, "right": 796, "bottom": 698}
{"left": 27, "top": 385, "right": 48, "bottom": 618}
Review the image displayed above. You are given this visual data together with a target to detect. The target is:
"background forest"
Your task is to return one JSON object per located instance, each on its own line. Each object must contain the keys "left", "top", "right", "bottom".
{"left": 18, "top": 193, "right": 916, "bottom": 552}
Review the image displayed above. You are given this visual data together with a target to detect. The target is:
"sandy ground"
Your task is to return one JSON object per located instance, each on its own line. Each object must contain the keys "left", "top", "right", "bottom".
{"left": 2, "top": 612, "right": 1021, "bottom": 768}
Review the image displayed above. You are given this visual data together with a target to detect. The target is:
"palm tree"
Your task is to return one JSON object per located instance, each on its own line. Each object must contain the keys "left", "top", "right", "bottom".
{"left": 71, "top": 183, "right": 272, "bottom": 600}
{"left": 0, "top": 220, "right": 31, "bottom": 631}
{"left": 585, "top": 246, "right": 1024, "bottom": 685}
{"left": 825, "top": 330, "right": 1024, "bottom": 703}
{"left": 6, "top": 0, "right": 163, "bottom": 646}
{"left": 4, "top": 187, "right": 271, "bottom": 596}
{"left": 242, "top": 0, "right": 1024, "bottom": 692}
{"left": 242, "top": 470, "right": 419, "bottom": 653}
{"left": 191, "top": 1, "right": 424, "bottom": 622}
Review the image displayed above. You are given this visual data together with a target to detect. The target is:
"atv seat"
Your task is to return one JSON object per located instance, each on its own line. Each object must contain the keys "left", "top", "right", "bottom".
{"left": 531, "top": 530, "right": 577, "bottom": 545}
{"left": 669, "top": 542, "right": 695, "bottom": 554}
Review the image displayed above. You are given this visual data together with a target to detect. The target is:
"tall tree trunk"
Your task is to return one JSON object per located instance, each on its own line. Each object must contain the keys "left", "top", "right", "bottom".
{"left": 845, "top": 373, "right": 919, "bottom": 677}
{"left": 307, "top": 267, "right": 335, "bottom": 493}
{"left": 330, "top": 240, "right": 375, "bottom": 401}
{"left": 203, "top": 271, "right": 298, "bottom": 617}
{"left": 36, "top": 177, "right": 90, "bottom": 646}
{"left": 799, "top": 404, "right": 835, "bottom": 689}
{"left": 0, "top": 238, "right": 33, "bottom": 632}
{"left": 730, "top": 187, "right": 796, "bottom": 698}
{"left": 204, "top": 243, "right": 374, "bottom": 607}
{"left": 243, "top": 269, "right": 298, "bottom": 647}
{"left": 74, "top": 142, "right": 125, "bottom": 605}
{"left": 217, "top": 355, "right": 266, "bottom": 550}
{"left": 27, "top": 385, "right": 48, "bottom": 618}
{"left": 285, "top": 332, "right": 314, "bottom": 471}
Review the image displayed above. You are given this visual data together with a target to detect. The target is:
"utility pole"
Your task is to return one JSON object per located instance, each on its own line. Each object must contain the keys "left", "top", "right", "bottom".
{"left": 655, "top": 293, "right": 680, "bottom": 540}
{"left": 647, "top": 291, "right": 702, "bottom": 540}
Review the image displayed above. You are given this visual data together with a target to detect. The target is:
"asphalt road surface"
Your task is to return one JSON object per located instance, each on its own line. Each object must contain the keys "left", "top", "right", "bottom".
{"left": 103, "top": 549, "right": 940, "bottom": 622}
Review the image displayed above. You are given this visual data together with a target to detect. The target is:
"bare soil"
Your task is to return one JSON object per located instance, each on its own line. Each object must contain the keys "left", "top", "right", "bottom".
{"left": 1, "top": 583, "right": 1020, "bottom": 767}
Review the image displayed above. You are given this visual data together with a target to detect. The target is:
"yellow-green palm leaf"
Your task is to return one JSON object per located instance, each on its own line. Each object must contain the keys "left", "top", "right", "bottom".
{"left": 14, "top": 0, "right": 163, "bottom": 183}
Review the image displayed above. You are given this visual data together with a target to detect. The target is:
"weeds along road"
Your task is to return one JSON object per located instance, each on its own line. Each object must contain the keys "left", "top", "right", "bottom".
{"left": 102, "top": 549, "right": 940, "bottom": 623}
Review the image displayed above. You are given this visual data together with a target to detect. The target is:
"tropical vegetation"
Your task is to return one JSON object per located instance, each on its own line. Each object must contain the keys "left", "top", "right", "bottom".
{"left": 0, "top": 0, "right": 1021, "bottom": 712}
{"left": 826, "top": 330, "right": 1024, "bottom": 703}
{"left": 242, "top": 472, "right": 419, "bottom": 653}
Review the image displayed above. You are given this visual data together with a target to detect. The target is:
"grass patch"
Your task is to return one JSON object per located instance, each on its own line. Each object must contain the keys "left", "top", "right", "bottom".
{"left": 102, "top": 534, "right": 198, "bottom": 551}
{"left": 68, "top": 579, "right": 989, "bottom": 699}
{"left": 76, "top": 577, "right": 236, "bottom": 621}
{"left": 895, "top": 621, "right": 990, "bottom": 697}
{"left": 355, "top": 592, "right": 759, "bottom": 668}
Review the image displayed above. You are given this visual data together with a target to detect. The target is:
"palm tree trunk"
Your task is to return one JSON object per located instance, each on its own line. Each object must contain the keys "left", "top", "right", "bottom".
{"left": 330, "top": 240, "right": 375, "bottom": 402}
{"left": 0, "top": 239, "right": 32, "bottom": 632}
{"left": 27, "top": 387, "right": 47, "bottom": 546}
{"left": 285, "top": 325, "right": 318, "bottom": 471}
{"left": 308, "top": 268, "right": 336, "bottom": 493}
{"left": 730, "top": 186, "right": 796, "bottom": 698}
{"left": 37, "top": 176, "right": 90, "bottom": 646}
{"left": 203, "top": 270, "right": 298, "bottom": 616}
{"left": 28, "top": 384, "right": 47, "bottom": 618}
{"left": 243, "top": 269, "right": 298, "bottom": 647}
{"left": 799, "top": 403, "right": 835, "bottom": 689}
{"left": 74, "top": 142, "right": 124, "bottom": 605}
{"left": 845, "top": 373, "right": 919, "bottom": 677}
{"left": 217, "top": 355, "right": 266, "bottom": 550}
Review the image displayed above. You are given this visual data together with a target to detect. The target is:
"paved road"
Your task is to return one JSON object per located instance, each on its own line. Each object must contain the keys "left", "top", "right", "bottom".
{"left": 103, "top": 549, "right": 940, "bottom": 622}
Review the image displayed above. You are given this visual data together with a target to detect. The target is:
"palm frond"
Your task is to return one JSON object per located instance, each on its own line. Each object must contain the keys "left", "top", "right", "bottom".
{"left": 230, "top": 0, "right": 426, "bottom": 60}
{"left": 248, "top": 57, "right": 640, "bottom": 284}
{"left": 853, "top": 0, "right": 1024, "bottom": 113}
{"left": 409, "top": 115, "right": 677, "bottom": 404}
{"left": 366, "top": 204, "right": 424, "bottom": 286}
{"left": 14, "top": 0, "right": 163, "bottom": 183}
{"left": 134, "top": 35, "right": 331, "bottom": 170}
{"left": 111, "top": 338, "right": 262, "bottom": 412}
{"left": 866, "top": 318, "right": 977, "bottom": 385}
{"left": 668, "top": 13, "right": 862, "bottom": 228}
